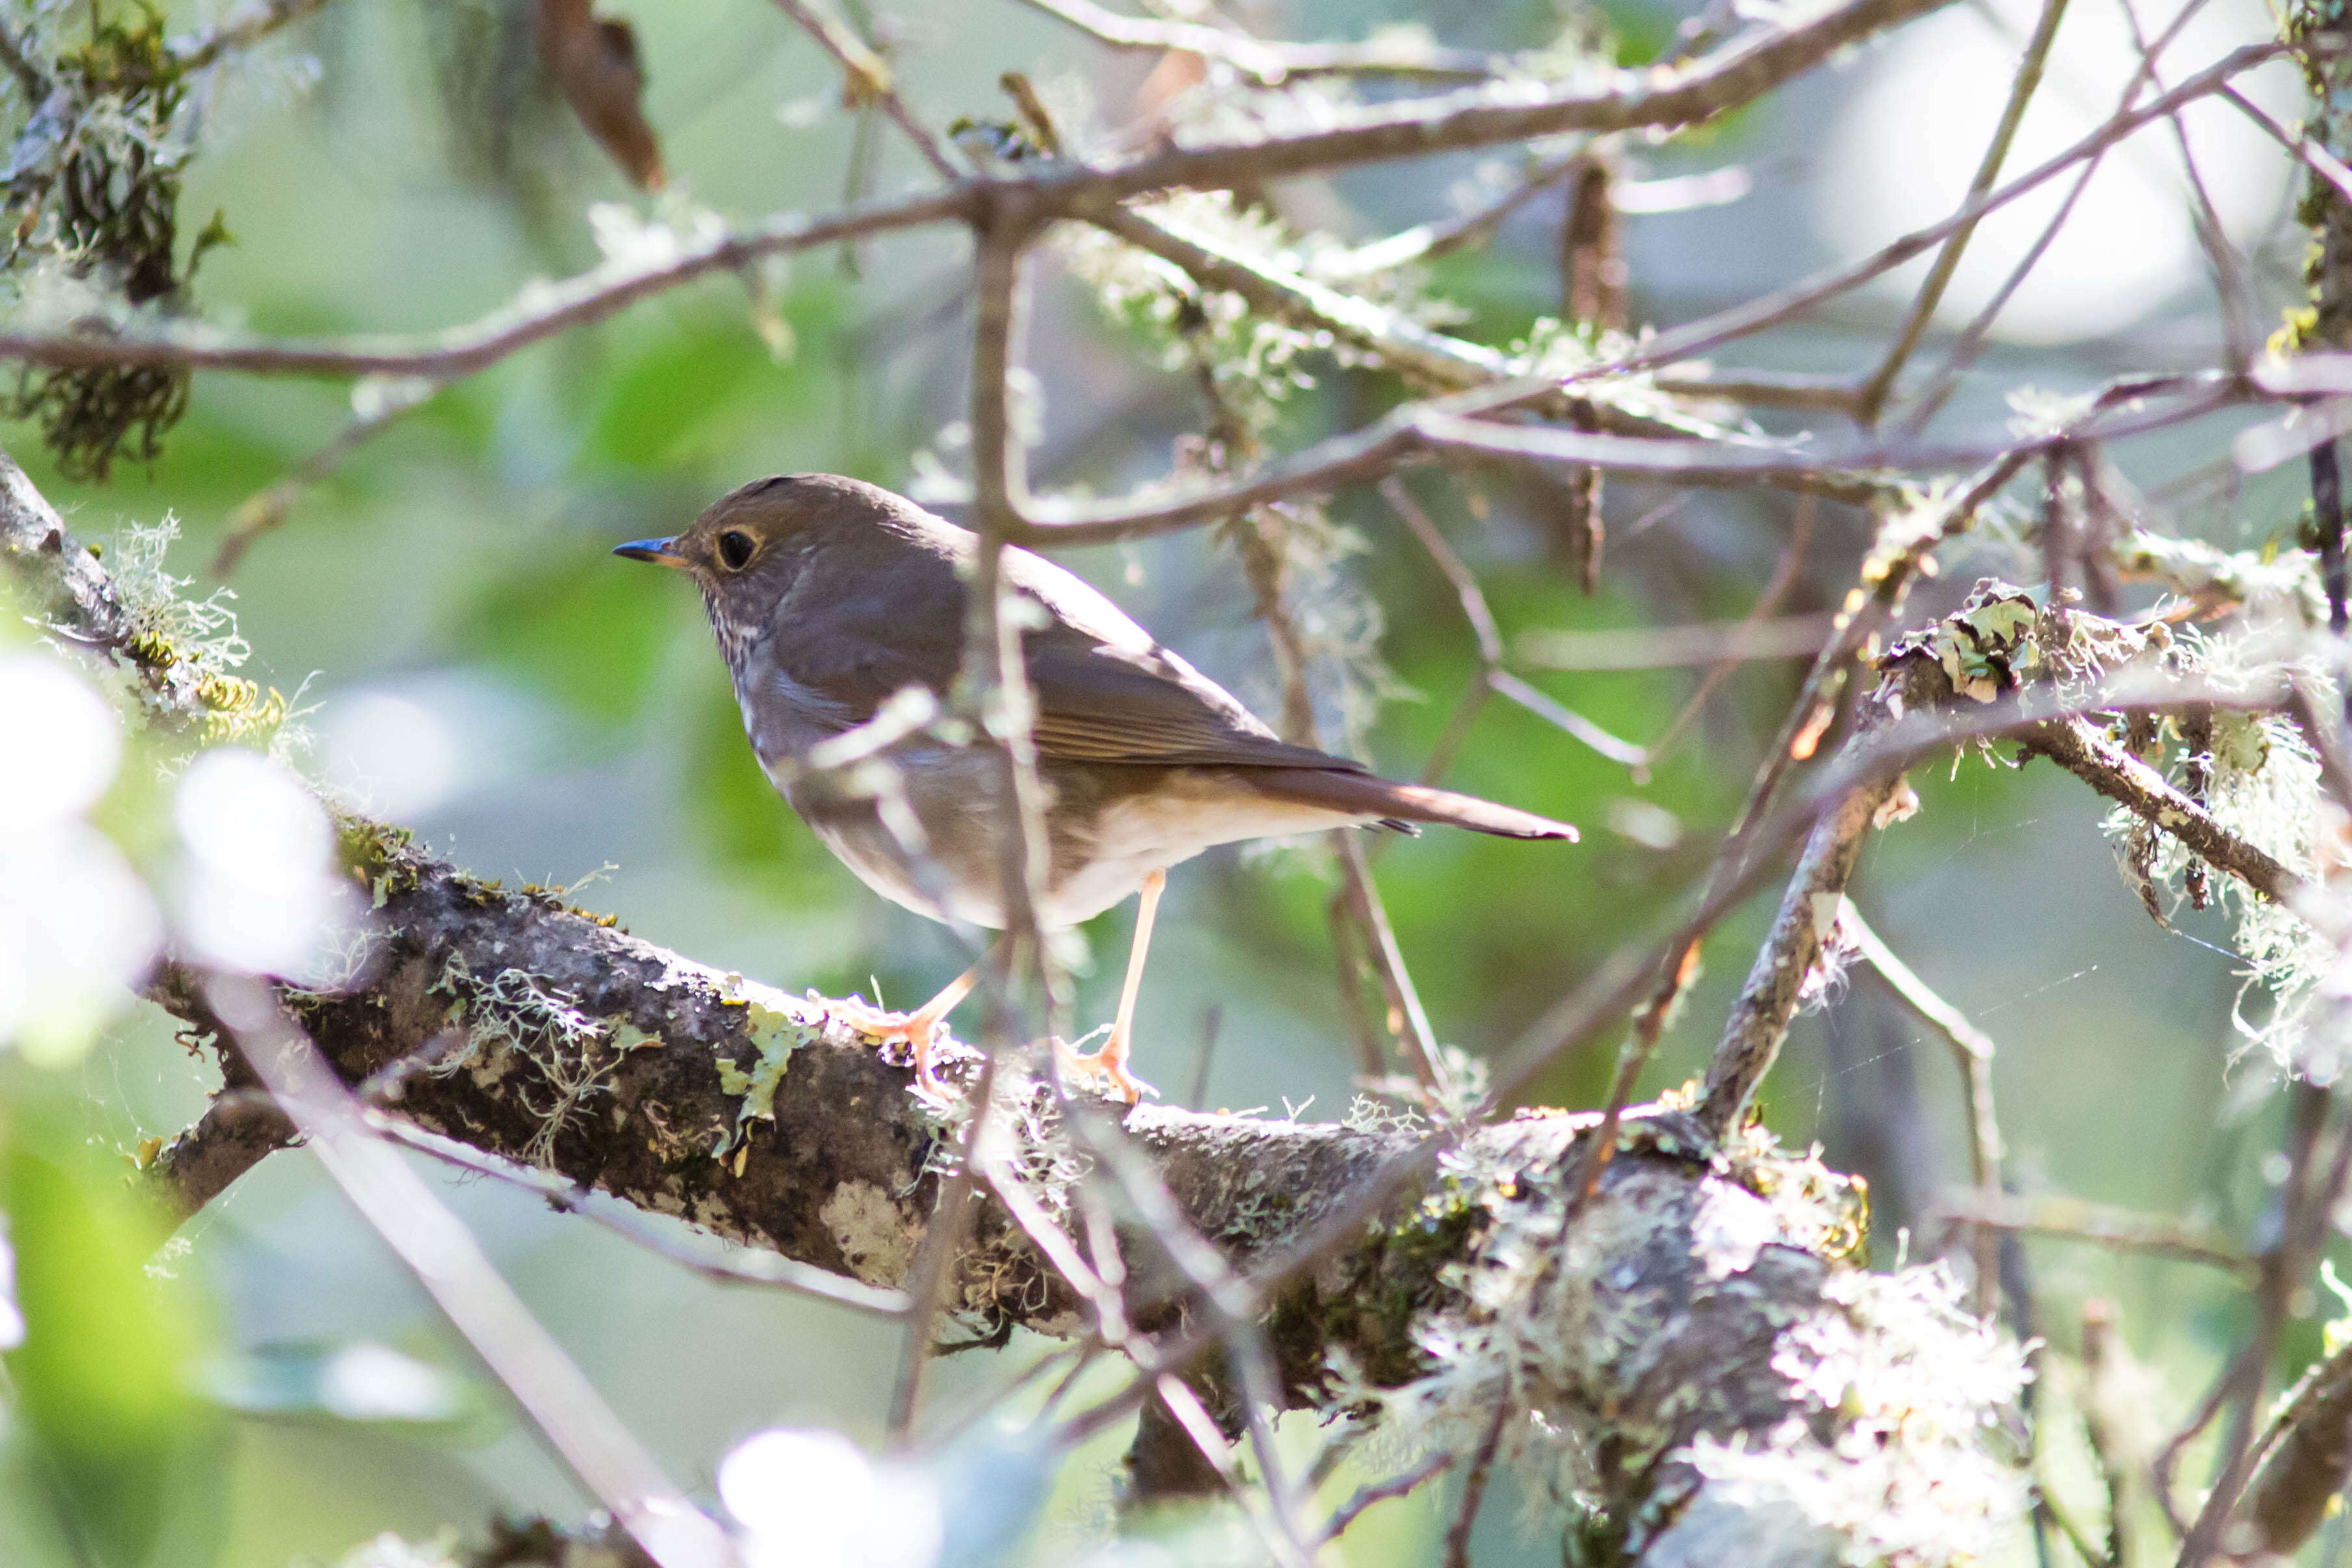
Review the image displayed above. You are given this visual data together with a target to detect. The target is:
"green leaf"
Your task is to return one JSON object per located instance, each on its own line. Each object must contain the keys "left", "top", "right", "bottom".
{"left": 3, "top": 1125, "right": 223, "bottom": 1566}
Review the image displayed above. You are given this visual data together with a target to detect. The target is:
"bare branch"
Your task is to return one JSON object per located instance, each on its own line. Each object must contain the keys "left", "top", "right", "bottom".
{"left": 1929, "top": 1190, "right": 2253, "bottom": 1276}
{"left": 1696, "top": 768, "right": 1903, "bottom": 1137}
{"left": 769, "top": 0, "right": 963, "bottom": 182}
{"left": 1852, "top": 0, "right": 2071, "bottom": 424}
{"left": 0, "top": 191, "right": 976, "bottom": 378}
{"left": 1842, "top": 898, "right": 2006, "bottom": 1313}
{"left": 1008, "top": 0, "right": 1506, "bottom": 83}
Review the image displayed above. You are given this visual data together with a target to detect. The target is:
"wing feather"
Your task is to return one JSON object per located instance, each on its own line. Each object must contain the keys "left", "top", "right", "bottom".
{"left": 755, "top": 516, "right": 1362, "bottom": 772}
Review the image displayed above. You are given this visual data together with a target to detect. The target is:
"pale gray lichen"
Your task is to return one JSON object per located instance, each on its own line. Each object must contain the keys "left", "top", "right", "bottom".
{"left": 2084, "top": 623, "right": 2342, "bottom": 1077}
{"left": 429, "top": 956, "right": 623, "bottom": 1168}
{"left": 1323, "top": 1119, "right": 2023, "bottom": 1565}
{"left": 819, "top": 1179, "right": 920, "bottom": 1288}
{"left": 1672, "top": 1266, "right": 2032, "bottom": 1568}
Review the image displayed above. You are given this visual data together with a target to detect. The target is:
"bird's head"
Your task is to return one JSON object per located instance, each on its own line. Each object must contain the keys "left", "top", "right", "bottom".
{"left": 615, "top": 473, "right": 921, "bottom": 664}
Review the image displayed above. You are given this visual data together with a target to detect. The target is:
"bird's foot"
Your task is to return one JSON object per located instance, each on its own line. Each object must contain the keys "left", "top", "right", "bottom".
{"left": 1057, "top": 1032, "right": 1158, "bottom": 1106}
{"left": 829, "top": 996, "right": 950, "bottom": 1097}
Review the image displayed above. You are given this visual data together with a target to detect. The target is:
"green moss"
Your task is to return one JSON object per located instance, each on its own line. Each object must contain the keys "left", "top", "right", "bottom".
{"left": 335, "top": 817, "right": 420, "bottom": 906}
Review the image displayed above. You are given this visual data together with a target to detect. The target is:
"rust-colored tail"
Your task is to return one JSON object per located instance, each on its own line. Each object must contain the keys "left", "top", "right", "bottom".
{"left": 1247, "top": 767, "right": 1578, "bottom": 841}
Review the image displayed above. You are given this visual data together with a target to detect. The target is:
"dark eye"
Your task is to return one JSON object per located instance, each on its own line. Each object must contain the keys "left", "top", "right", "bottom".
{"left": 716, "top": 530, "right": 756, "bottom": 571}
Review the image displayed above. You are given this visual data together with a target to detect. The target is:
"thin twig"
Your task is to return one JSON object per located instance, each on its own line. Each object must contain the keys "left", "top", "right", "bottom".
{"left": 1316, "top": 1452, "right": 1455, "bottom": 1544}
{"left": 1929, "top": 1190, "right": 2253, "bottom": 1277}
{"left": 886, "top": 1051, "right": 1000, "bottom": 1445}
{"left": 2114, "top": 0, "right": 2259, "bottom": 369}
{"left": 213, "top": 378, "right": 441, "bottom": 577}
{"left": 2180, "top": 1085, "right": 2352, "bottom": 1566}
{"left": 1842, "top": 898, "right": 2006, "bottom": 1312}
{"left": 1382, "top": 475, "right": 1648, "bottom": 775}
{"left": 1896, "top": 0, "right": 2225, "bottom": 433}
{"left": 0, "top": 191, "right": 978, "bottom": 378}
{"left": 2225, "top": 83, "right": 2352, "bottom": 209}
{"left": 768, "top": 0, "right": 962, "bottom": 182}
{"left": 1443, "top": 1399, "right": 1510, "bottom": 1568}
{"left": 169, "top": 0, "right": 340, "bottom": 71}
{"left": 1008, "top": 0, "right": 1506, "bottom": 83}
{"left": 1646, "top": 497, "right": 1816, "bottom": 762}
{"left": 372, "top": 1116, "right": 911, "bottom": 1315}
{"left": 1852, "top": 0, "right": 2072, "bottom": 424}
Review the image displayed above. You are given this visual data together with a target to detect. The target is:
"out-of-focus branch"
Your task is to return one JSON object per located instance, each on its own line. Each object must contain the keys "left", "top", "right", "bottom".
{"left": 1852, "top": 0, "right": 2070, "bottom": 424}
{"left": 168, "top": 0, "right": 341, "bottom": 71}
{"left": 768, "top": 0, "right": 963, "bottom": 181}
{"left": 1008, "top": 0, "right": 1505, "bottom": 83}
{"left": 0, "top": 192, "right": 977, "bottom": 378}
{"left": 1929, "top": 1190, "right": 2253, "bottom": 1278}
{"left": 2240, "top": 1327, "right": 2352, "bottom": 1554}
{"left": 212, "top": 377, "right": 441, "bottom": 578}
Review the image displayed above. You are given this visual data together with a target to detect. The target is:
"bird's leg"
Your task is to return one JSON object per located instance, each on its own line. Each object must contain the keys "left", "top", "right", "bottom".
{"left": 830, "top": 946, "right": 990, "bottom": 1093}
{"left": 1062, "top": 869, "right": 1164, "bottom": 1105}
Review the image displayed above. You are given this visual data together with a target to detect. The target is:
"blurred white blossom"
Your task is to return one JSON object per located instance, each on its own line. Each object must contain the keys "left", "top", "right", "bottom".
{"left": 0, "top": 654, "right": 160, "bottom": 1064}
{"left": 174, "top": 747, "right": 359, "bottom": 982}
{"left": 0, "top": 654, "right": 121, "bottom": 831}
{"left": 719, "top": 1428, "right": 942, "bottom": 1568}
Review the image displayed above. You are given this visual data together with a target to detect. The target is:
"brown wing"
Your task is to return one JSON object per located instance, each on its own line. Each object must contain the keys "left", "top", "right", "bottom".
{"left": 753, "top": 511, "right": 1361, "bottom": 771}
{"left": 1006, "top": 546, "right": 1365, "bottom": 773}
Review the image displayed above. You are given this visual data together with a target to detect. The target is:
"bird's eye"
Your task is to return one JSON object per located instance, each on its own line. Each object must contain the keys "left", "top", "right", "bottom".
{"left": 716, "top": 530, "right": 756, "bottom": 571}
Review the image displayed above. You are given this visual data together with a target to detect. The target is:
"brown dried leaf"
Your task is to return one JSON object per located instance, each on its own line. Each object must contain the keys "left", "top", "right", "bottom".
{"left": 537, "top": 0, "right": 666, "bottom": 190}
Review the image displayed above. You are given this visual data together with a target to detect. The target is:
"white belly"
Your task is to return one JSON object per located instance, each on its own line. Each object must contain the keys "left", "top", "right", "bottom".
{"left": 1041, "top": 781, "right": 1368, "bottom": 927}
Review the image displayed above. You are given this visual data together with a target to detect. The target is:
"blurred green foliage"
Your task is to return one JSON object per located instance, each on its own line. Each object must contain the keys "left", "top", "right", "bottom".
{"left": 2, "top": 1112, "right": 223, "bottom": 1566}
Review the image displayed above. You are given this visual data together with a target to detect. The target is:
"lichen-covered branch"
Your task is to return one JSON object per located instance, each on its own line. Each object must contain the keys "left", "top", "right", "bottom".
{"left": 2023, "top": 716, "right": 2297, "bottom": 902}
{"left": 3, "top": 449, "right": 2034, "bottom": 1566}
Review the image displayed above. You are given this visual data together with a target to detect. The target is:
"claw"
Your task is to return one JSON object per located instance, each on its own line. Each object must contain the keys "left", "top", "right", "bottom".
{"left": 1059, "top": 1031, "right": 1158, "bottom": 1105}
{"left": 830, "top": 996, "right": 948, "bottom": 1096}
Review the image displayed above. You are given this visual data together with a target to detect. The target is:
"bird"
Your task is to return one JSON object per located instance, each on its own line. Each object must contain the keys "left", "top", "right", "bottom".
{"left": 616, "top": 474, "right": 1577, "bottom": 1103}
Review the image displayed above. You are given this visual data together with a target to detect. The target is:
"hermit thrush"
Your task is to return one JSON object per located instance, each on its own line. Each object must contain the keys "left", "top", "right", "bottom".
{"left": 617, "top": 474, "right": 1577, "bottom": 1101}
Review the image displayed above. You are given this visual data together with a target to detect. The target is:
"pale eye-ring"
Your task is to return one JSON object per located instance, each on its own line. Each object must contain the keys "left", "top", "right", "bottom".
{"left": 716, "top": 530, "right": 756, "bottom": 571}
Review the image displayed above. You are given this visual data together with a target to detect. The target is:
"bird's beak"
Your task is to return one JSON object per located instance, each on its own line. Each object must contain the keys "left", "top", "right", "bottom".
{"left": 613, "top": 536, "right": 688, "bottom": 569}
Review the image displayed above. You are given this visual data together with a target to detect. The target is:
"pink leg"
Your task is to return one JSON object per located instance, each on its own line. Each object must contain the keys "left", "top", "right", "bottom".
{"left": 1063, "top": 869, "right": 1165, "bottom": 1105}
